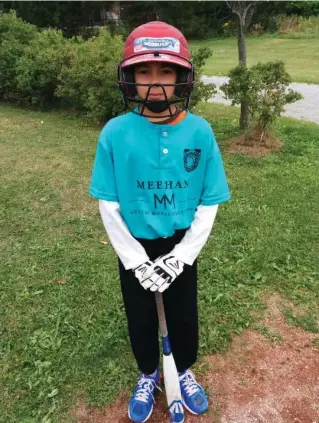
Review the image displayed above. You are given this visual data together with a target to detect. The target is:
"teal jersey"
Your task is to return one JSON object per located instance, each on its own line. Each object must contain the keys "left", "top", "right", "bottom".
{"left": 89, "top": 111, "right": 231, "bottom": 239}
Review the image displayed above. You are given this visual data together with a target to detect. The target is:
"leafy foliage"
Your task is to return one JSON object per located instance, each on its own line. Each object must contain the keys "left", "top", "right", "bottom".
{"left": 276, "top": 15, "right": 319, "bottom": 36}
{"left": 1, "top": 1, "right": 103, "bottom": 37}
{"left": 221, "top": 61, "right": 302, "bottom": 139}
{"left": 56, "top": 28, "right": 124, "bottom": 123}
{"left": 0, "top": 11, "right": 216, "bottom": 123}
{"left": 15, "top": 29, "right": 76, "bottom": 107}
{"left": 0, "top": 11, "right": 37, "bottom": 99}
{"left": 191, "top": 47, "right": 216, "bottom": 107}
{"left": 2, "top": 1, "right": 319, "bottom": 39}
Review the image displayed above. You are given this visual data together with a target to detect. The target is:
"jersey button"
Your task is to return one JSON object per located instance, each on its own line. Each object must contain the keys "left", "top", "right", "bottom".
{"left": 163, "top": 148, "right": 168, "bottom": 154}
{"left": 162, "top": 131, "right": 168, "bottom": 137}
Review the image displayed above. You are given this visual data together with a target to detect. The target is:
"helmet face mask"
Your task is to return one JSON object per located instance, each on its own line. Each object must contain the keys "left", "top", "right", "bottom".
{"left": 118, "top": 57, "right": 194, "bottom": 118}
{"left": 118, "top": 22, "right": 195, "bottom": 119}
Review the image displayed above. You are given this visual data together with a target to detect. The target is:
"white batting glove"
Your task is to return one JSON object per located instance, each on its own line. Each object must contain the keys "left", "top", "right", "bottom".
{"left": 143, "top": 254, "right": 185, "bottom": 293}
{"left": 133, "top": 261, "right": 155, "bottom": 289}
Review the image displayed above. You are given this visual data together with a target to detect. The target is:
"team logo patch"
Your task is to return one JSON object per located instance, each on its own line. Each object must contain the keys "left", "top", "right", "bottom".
{"left": 134, "top": 37, "right": 180, "bottom": 53}
{"left": 184, "top": 149, "right": 201, "bottom": 172}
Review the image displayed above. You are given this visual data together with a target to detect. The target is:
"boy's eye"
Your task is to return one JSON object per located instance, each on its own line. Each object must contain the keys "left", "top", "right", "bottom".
{"left": 134, "top": 67, "right": 175, "bottom": 78}
{"left": 136, "top": 69, "right": 149, "bottom": 75}
{"left": 161, "top": 68, "right": 174, "bottom": 74}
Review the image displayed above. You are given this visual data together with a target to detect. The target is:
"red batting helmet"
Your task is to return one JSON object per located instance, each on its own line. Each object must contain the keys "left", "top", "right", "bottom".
{"left": 118, "top": 21, "right": 195, "bottom": 117}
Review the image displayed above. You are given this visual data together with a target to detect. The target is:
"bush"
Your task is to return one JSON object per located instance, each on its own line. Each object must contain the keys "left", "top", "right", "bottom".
{"left": 221, "top": 61, "right": 302, "bottom": 142}
{"left": 190, "top": 47, "right": 216, "bottom": 108}
{"left": 284, "top": 1, "right": 319, "bottom": 17}
{"left": 0, "top": 11, "right": 38, "bottom": 99}
{"left": 277, "top": 15, "right": 319, "bottom": 36}
{"left": 56, "top": 28, "right": 124, "bottom": 123}
{"left": 0, "top": 11, "right": 215, "bottom": 123}
{"left": 253, "top": 1, "right": 319, "bottom": 33}
{"left": 15, "top": 29, "right": 77, "bottom": 107}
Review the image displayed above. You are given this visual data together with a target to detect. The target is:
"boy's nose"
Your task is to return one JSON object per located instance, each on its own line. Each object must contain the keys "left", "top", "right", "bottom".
{"left": 150, "top": 72, "right": 161, "bottom": 84}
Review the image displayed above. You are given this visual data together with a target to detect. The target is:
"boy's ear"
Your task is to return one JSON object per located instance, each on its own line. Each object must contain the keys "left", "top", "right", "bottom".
{"left": 175, "top": 68, "right": 192, "bottom": 98}
{"left": 123, "top": 67, "right": 137, "bottom": 97}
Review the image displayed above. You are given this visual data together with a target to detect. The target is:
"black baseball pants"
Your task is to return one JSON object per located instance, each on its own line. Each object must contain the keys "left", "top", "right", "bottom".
{"left": 118, "top": 228, "right": 198, "bottom": 375}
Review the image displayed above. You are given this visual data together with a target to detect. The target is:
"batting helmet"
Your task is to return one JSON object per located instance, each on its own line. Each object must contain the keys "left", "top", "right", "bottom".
{"left": 118, "top": 21, "right": 194, "bottom": 117}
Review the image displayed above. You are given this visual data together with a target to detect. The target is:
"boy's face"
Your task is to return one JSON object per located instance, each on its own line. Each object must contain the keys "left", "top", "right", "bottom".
{"left": 133, "top": 62, "right": 177, "bottom": 101}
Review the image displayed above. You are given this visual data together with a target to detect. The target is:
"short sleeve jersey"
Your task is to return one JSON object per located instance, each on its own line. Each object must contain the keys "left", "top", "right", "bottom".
{"left": 89, "top": 111, "right": 231, "bottom": 239}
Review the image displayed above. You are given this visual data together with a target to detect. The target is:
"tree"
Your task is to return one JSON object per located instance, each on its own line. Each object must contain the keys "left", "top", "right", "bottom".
{"left": 221, "top": 61, "right": 302, "bottom": 143}
{"left": 226, "top": 1, "right": 260, "bottom": 129}
{"left": 120, "top": 1, "right": 232, "bottom": 38}
{"left": 1, "top": 1, "right": 104, "bottom": 37}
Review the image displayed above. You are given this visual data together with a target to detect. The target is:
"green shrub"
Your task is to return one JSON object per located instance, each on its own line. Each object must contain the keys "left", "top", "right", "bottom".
{"left": 0, "top": 11, "right": 215, "bottom": 123}
{"left": 190, "top": 47, "right": 216, "bottom": 108}
{"left": 277, "top": 15, "right": 319, "bottom": 36}
{"left": 0, "top": 11, "right": 38, "bottom": 99}
{"left": 221, "top": 61, "right": 302, "bottom": 141}
{"left": 56, "top": 28, "right": 123, "bottom": 123}
{"left": 15, "top": 29, "right": 77, "bottom": 107}
{"left": 77, "top": 26, "right": 101, "bottom": 41}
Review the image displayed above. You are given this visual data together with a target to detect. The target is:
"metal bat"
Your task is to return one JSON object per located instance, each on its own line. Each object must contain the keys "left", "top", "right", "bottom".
{"left": 155, "top": 292, "right": 184, "bottom": 423}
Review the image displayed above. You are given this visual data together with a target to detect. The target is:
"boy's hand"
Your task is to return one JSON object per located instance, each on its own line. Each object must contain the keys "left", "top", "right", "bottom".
{"left": 143, "top": 254, "right": 185, "bottom": 293}
{"left": 133, "top": 261, "right": 155, "bottom": 289}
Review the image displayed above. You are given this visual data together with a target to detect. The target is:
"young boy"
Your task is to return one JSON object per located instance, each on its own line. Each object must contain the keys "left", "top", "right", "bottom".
{"left": 89, "top": 21, "right": 230, "bottom": 423}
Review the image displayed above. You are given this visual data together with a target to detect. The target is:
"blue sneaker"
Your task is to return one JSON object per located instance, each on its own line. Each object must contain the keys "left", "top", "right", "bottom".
{"left": 179, "top": 369, "right": 208, "bottom": 415}
{"left": 128, "top": 369, "right": 161, "bottom": 423}
{"left": 168, "top": 400, "right": 184, "bottom": 423}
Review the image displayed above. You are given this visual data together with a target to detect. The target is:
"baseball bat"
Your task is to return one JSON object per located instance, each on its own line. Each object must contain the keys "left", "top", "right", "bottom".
{"left": 155, "top": 292, "right": 184, "bottom": 423}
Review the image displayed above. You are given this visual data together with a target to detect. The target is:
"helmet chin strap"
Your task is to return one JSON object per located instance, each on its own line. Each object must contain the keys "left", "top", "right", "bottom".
{"left": 145, "top": 100, "right": 171, "bottom": 113}
{"left": 141, "top": 84, "right": 176, "bottom": 116}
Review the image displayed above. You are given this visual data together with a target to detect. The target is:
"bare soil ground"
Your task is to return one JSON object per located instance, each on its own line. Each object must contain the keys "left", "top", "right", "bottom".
{"left": 225, "top": 132, "right": 283, "bottom": 157}
{"left": 72, "top": 292, "right": 319, "bottom": 423}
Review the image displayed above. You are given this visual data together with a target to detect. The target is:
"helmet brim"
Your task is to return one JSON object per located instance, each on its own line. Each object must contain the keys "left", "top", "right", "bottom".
{"left": 121, "top": 53, "right": 192, "bottom": 69}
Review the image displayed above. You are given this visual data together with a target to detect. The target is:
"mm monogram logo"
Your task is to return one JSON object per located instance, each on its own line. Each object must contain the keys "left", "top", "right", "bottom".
{"left": 154, "top": 193, "right": 176, "bottom": 209}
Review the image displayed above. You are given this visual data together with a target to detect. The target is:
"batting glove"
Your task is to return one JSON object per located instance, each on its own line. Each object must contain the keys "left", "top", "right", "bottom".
{"left": 133, "top": 261, "right": 155, "bottom": 289}
{"left": 143, "top": 254, "right": 185, "bottom": 293}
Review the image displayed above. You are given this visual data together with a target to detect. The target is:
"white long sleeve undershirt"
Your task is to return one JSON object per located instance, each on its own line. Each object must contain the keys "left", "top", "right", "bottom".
{"left": 98, "top": 199, "right": 219, "bottom": 270}
{"left": 98, "top": 200, "right": 149, "bottom": 270}
{"left": 170, "top": 203, "right": 219, "bottom": 265}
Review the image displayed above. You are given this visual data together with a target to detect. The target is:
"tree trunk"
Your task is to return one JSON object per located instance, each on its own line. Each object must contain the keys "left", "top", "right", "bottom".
{"left": 238, "top": 28, "right": 249, "bottom": 129}
{"left": 237, "top": 30, "right": 247, "bottom": 67}
{"left": 240, "top": 102, "right": 249, "bottom": 129}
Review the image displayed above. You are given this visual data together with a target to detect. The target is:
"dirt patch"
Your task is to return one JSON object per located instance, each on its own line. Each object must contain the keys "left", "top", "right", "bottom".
{"left": 71, "top": 292, "right": 319, "bottom": 423}
{"left": 226, "top": 132, "right": 283, "bottom": 157}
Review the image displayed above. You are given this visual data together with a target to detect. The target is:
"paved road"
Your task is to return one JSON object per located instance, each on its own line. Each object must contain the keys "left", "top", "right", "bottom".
{"left": 202, "top": 75, "right": 319, "bottom": 125}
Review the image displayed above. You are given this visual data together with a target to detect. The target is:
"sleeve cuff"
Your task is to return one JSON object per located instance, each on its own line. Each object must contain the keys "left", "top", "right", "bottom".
{"left": 121, "top": 255, "right": 150, "bottom": 270}
{"left": 89, "top": 188, "right": 118, "bottom": 202}
{"left": 171, "top": 246, "right": 194, "bottom": 266}
{"left": 200, "top": 193, "right": 231, "bottom": 206}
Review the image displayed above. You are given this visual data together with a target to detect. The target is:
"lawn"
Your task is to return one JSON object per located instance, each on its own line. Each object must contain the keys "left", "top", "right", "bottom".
{"left": 190, "top": 36, "right": 319, "bottom": 84}
{"left": 1, "top": 103, "right": 318, "bottom": 423}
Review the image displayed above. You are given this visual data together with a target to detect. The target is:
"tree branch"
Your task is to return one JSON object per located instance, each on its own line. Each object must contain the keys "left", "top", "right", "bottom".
{"left": 243, "top": 1, "right": 261, "bottom": 30}
{"left": 242, "top": 1, "right": 255, "bottom": 24}
{"left": 227, "top": 1, "right": 243, "bottom": 24}
{"left": 227, "top": 1, "right": 262, "bottom": 32}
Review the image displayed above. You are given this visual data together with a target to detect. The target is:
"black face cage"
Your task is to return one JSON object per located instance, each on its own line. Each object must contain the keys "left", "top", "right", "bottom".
{"left": 117, "top": 52, "right": 195, "bottom": 118}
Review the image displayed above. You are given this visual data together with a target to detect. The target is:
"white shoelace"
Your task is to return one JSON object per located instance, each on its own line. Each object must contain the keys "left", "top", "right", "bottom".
{"left": 180, "top": 370, "right": 200, "bottom": 396}
{"left": 135, "top": 376, "right": 161, "bottom": 403}
{"left": 169, "top": 400, "right": 184, "bottom": 415}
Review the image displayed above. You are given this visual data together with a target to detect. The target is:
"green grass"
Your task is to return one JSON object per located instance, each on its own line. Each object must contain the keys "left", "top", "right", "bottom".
{"left": 190, "top": 36, "right": 319, "bottom": 83}
{"left": 1, "top": 103, "right": 318, "bottom": 423}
